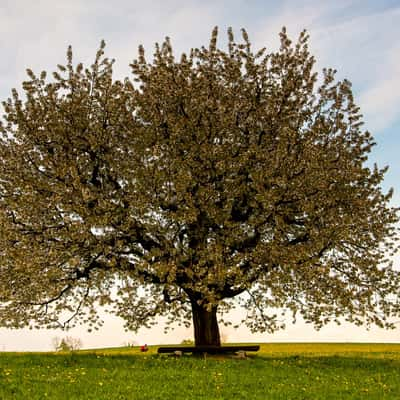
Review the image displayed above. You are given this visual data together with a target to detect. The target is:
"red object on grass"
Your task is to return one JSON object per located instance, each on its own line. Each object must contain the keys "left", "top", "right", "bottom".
{"left": 140, "top": 344, "right": 148, "bottom": 352}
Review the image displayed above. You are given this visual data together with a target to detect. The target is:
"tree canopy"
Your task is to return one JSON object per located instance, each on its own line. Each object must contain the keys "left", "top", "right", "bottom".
{"left": 0, "top": 27, "right": 399, "bottom": 346}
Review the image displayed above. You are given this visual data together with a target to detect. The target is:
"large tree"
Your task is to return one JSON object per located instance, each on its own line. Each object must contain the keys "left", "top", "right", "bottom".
{"left": 0, "top": 28, "right": 399, "bottom": 346}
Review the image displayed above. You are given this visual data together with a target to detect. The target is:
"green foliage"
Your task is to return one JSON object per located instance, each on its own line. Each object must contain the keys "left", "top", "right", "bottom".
{"left": 0, "top": 344, "right": 400, "bottom": 399}
{"left": 0, "top": 27, "right": 399, "bottom": 344}
{"left": 52, "top": 336, "right": 83, "bottom": 352}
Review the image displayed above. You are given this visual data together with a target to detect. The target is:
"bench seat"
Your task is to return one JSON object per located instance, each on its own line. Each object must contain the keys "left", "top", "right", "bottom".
{"left": 157, "top": 345, "right": 260, "bottom": 354}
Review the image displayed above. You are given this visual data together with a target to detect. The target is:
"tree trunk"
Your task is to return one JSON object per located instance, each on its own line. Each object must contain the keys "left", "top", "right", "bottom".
{"left": 191, "top": 300, "right": 221, "bottom": 347}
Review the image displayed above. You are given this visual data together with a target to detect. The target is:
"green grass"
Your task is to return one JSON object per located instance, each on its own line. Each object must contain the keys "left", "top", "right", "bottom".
{"left": 1, "top": 343, "right": 399, "bottom": 399}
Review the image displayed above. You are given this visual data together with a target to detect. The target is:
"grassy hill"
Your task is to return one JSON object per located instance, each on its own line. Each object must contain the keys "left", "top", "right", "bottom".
{"left": 1, "top": 343, "right": 400, "bottom": 399}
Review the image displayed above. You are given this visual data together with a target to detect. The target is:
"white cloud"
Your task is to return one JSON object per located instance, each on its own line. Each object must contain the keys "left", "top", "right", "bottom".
{"left": 358, "top": 44, "right": 400, "bottom": 132}
{"left": 310, "top": 6, "right": 400, "bottom": 133}
{"left": 253, "top": 3, "right": 400, "bottom": 133}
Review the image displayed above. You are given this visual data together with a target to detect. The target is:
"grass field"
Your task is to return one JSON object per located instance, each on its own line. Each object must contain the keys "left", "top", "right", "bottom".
{"left": 1, "top": 343, "right": 399, "bottom": 399}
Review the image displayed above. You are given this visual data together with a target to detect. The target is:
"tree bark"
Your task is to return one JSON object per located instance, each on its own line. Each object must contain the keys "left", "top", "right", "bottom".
{"left": 191, "top": 300, "right": 221, "bottom": 347}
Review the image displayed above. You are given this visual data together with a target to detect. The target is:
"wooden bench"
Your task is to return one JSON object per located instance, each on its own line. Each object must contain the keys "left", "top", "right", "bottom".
{"left": 157, "top": 345, "right": 260, "bottom": 355}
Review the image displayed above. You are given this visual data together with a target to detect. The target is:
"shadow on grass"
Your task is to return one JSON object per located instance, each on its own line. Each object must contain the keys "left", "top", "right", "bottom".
{"left": 1, "top": 351, "right": 399, "bottom": 371}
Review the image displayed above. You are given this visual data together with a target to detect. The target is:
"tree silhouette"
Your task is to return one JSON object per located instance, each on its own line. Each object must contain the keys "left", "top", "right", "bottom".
{"left": 0, "top": 27, "right": 398, "bottom": 346}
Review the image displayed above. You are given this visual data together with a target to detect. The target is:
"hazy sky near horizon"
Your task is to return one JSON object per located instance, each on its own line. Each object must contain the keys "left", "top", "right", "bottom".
{"left": 0, "top": 0, "right": 399, "bottom": 351}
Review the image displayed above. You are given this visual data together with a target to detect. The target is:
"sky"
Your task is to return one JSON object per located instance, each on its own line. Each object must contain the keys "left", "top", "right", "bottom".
{"left": 0, "top": 0, "right": 399, "bottom": 351}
